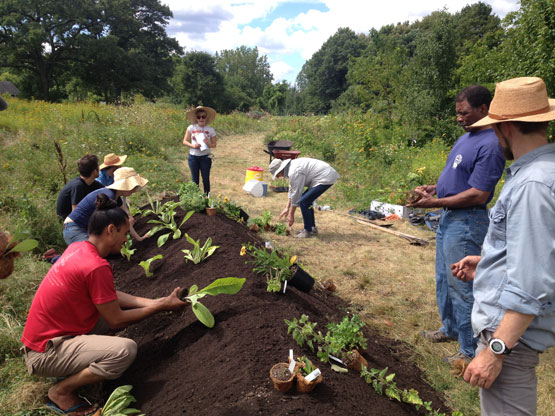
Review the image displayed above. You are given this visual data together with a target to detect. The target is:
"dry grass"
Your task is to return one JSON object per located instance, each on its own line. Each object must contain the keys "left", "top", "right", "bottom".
{"left": 207, "top": 132, "right": 554, "bottom": 416}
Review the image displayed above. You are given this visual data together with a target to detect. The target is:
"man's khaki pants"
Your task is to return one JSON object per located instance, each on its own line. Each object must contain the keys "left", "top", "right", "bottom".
{"left": 24, "top": 320, "right": 137, "bottom": 380}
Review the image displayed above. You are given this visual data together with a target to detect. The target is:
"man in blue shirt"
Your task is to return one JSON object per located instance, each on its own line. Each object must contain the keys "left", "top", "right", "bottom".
{"left": 408, "top": 86, "right": 505, "bottom": 363}
{"left": 451, "top": 77, "right": 555, "bottom": 416}
{"left": 96, "top": 153, "right": 127, "bottom": 186}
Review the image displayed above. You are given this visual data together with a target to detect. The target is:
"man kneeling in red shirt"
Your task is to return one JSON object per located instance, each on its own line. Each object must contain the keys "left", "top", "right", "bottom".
{"left": 22, "top": 194, "right": 186, "bottom": 415}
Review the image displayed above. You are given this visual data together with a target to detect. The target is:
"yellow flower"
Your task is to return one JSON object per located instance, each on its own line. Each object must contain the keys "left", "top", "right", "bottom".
{"left": 240, "top": 246, "right": 246, "bottom": 256}
{"left": 289, "top": 255, "right": 297, "bottom": 265}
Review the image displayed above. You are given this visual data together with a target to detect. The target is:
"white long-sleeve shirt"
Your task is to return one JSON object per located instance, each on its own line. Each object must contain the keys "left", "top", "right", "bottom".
{"left": 287, "top": 158, "right": 339, "bottom": 206}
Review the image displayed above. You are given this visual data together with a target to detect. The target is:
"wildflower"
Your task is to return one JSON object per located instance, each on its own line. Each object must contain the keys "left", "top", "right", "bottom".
{"left": 240, "top": 246, "right": 246, "bottom": 256}
{"left": 289, "top": 255, "right": 297, "bottom": 265}
{"left": 223, "top": 197, "right": 228, "bottom": 203}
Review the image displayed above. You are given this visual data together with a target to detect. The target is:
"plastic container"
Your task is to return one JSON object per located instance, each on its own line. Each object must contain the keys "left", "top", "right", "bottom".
{"left": 243, "top": 179, "right": 264, "bottom": 197}
{"left": 245, "top": 166, "right": 263, "bottom": 183}
{"left": 261, "top": 182, "right": 268, "bottom": 196}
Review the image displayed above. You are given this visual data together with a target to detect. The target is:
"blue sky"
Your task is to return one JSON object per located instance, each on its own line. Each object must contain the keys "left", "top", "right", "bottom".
{"left": 163, "top": 0, "right": 520, "bottom": 84}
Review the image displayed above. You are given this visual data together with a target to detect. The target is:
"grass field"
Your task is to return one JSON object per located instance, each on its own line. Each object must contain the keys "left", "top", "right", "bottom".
{"left": 0, "top": 100, "right": 553, "bottom": 415}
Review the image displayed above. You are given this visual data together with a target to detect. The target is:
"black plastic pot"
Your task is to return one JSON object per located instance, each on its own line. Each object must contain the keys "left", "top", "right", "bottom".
{"left": 288, "top": 264, "right": 314, "bottom": 293}
{"left": 239, "top": 209, "right": 249, "bottom": 223}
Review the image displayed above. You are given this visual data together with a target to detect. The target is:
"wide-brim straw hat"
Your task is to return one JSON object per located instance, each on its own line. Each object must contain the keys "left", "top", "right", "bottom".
{"left": 472, "top": 77, "right": 555, "bottom": 127}
{"left": 107, "top": 167, "right": 148, "bottom": 191}
{"left": 0, "top": 97, "right": 7, "bottom": 111}
{"left": 269, "top": 158, "right": 292, "bottom": 180}
{"left": 99, "top": 153, "right": 127, "bottom": 170}
{"left": 186, "top": 106, "right": 217, "bottom": 125}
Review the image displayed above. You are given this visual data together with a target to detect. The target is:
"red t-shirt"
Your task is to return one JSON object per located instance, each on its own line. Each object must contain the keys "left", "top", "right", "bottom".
{"left": 21, "top": 241, "right": 118, "bottom": 352}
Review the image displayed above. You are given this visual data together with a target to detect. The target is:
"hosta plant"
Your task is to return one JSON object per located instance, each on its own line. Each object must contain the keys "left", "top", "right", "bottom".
{"left": 101, "top": 384, "right": 144, "bottom": 416}
{"left": 178, "top": 277, "right": 246, "bottom": 328}
{"left": 149, "top": 209, "right": 194, "bottom": 248}
{"left": 139, "top": 254, "right": 163, "bottom": 278}
{"left": 120, "top": 234, "right": 136, "bottom": 261}
{"left": 181, "top": 234, "right": 219, "bottom": 264}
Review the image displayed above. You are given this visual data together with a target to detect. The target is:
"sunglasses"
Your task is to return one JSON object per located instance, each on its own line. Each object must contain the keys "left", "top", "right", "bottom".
{"left": 196, "top": 115, "right": 207, "bottom": 120}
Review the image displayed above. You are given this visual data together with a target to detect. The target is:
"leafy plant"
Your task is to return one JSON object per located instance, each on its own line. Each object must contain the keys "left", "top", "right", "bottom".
{"left": 139, "top": 254, "right": 163, "bottom": 278}
{"left": 179, "top": 277, "right": 246, "bottom": 328}
{"left": 245, "top": 243, "right": 296, "bottom": 292}
{"left": 142, "top": 191, "right": 165, "bottom": 217}
{"left": 213, "top": 194, "right": 246, "bottom": 223}
{"left": 274, "top": 223, "right": 287, "bottom": 235}
{"left": 271, "top": 177, "right": 289, "bottom": 188}
{"left": 299, "top": 356, "right": 316, "bottom": 376}
{"left": 285, "top": 314, "right": 324, "bottom": 353}
{"left": 177, "top": 182, "right": 208, "bottom": 212}
{"left": 148, "top": 208, "right": 194, "bottom": 248}
{"left": 253, "top": 209, "right": 272, "bottom": 228}
{"left": 326, "top": 315, "right": 367, "bottom": 352}
{"left": 181, "top": 234, "right": 219, "bottom": 264}
{"left": 120, "top": 234, "right": 136, "bottom": 261}
{"left": 101, "top": 384, "right": 144, "bottom": 416}
{"left": 359, "top": 366, "right": 458, "bottom": 416}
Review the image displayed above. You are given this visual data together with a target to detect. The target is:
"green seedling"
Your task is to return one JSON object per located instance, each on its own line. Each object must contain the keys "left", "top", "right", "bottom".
{"left": 181, "top": 233, "right": 219, "bottom": 264}
{"left": 101, "top": 384, "right": 144, "bottom": 416}
{"left": 120, "top": 234, "right": 136, "bottom": 261}
{"left": 149, "top": 209, "right": 194, "bottom": 248}
{"left": 139, "top": 254, "right": 163, "bottom": 278}
{"left": 142, "top": 191, "right": 164, "bottom": 217}
{"left": 245, "top": 243, "right": 296, "bottom": 292}
{"left": 274, "top": 223, "right": 287, "bottom": 236}
{"left": 299, "top": 356, "right": 316, "bottom": 376}
{"left": 178, "top": 277, "right": 246, "bottom": 328}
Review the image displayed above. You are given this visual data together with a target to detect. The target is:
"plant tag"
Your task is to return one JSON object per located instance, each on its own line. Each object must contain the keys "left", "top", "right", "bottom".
{"left": 282, "top": 280, "right": 287, "bottom": 294}
{"left": 265, "top": 241, "right": 273, "bottom": 250}
{"left": 329, "top": 354, "right": 345, "bottom": 365}
{"left": 288, "top": 352, "right": 296, "bottom": 374}
{"left": 305, "top": 368, "right": 321, "bottom": 382}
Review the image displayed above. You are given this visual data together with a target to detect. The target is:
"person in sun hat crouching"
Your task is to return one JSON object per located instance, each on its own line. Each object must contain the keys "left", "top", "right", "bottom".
{"left": 21, "top": 194, "right": 186, "bottom": 415}
{"left": 270, "top": 157, "right": 339, "bottom": 238}
{"left": 63, "top": 167, "right": 150, "bottom": 245}
{"left": 450, "top": 77, "right": 555, "bottom": 416}
{"left": 96, "top": 153, "right": 127, "bottom": 186}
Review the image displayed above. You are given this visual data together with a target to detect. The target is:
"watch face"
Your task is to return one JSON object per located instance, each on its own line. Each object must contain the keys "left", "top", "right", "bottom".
{"left": 491, "top": 340, "right": 504, "bottom": 353}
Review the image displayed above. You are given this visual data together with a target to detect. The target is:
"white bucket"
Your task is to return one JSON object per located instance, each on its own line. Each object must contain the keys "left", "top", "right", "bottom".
{"left": 243, "top": 179, "right": 264, "bottom": 197}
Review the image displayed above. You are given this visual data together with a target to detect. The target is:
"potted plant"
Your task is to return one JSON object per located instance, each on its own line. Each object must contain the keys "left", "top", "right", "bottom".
{"left": 0, "top": 230, "right": 38, "bottom": 279}
{"left": 288, "top": 262, "right": 314, "bottom": 293}
{"left": 343, "top": 349, "right": 368, "bottom": 373}
{"left": 270, "top": 177, "right": 289, "bottom": 192}
{"left": 295, "top": 356, "right": 323, "bottom": 393}
{"left": 269, "top": 363, "right": 295, "bottom": 393}
{"left": 322, "top": 278, "right": 336, "bottom": 292}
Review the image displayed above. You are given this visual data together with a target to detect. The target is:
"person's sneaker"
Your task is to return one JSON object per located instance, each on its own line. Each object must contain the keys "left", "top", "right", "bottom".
{"left": 419, "top": 330, "right": 456, "bottom": 343}
{"left": 42, "top": 248, "right": 58, "bottom": 261}
{"left": 310, "top": 227, "right": 318, "bottom": 235}
{"left": 442, "top": 351, "right": 472, "bottom": 365}
{"left": 295, "top": 229, "right": 311, "bottom": 238}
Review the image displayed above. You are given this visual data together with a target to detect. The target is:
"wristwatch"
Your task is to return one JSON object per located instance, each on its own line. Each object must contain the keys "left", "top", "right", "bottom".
{"left": 489, "top": 338, "right": 512, "bottom": 355}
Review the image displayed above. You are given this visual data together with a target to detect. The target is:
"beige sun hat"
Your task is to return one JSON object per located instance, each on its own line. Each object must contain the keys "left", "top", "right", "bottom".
{"left": 472, "top": 77, "right": 555, "bottom": 127}
{"left": 107, "top": 167, "right": 148, "bottom": 191}
{"left": 99, "top": 153, "right": 127, "bottom": 170}
{"left": 186, "top": 106, "right": 217, "bottom": 125}
{"left": 269, "top": 158, "right": 292, "bottom": 180}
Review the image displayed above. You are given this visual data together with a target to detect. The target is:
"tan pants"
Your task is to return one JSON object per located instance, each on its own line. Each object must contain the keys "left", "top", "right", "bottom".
{"left": 24, "top": 319, "right": 137, "bottom": 380}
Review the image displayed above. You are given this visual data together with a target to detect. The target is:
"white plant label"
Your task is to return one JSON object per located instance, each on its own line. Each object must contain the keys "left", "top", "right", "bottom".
{"left": 305, "top": 368, "right": 321, "bottom": 382}
{"left": 288, "top": 358, "right": 296, "bottom": 374}
{"left": 329, "top": 354, "right": 344, "bottom": 365}
{"left": 282, "top": 280, "right": 287, "bottom": 294}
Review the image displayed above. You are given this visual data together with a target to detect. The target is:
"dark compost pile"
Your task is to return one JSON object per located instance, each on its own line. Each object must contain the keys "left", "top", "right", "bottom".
{"left": 105, "top": 207, "right": 449, "bottom": 415}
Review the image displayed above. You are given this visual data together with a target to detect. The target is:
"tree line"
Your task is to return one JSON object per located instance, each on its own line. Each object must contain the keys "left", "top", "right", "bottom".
{"left": 1, "top": 1, "right": 553, "bottom": 140}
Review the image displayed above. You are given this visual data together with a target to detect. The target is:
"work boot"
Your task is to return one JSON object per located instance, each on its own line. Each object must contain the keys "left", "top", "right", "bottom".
{"left": 419, "top": 330, "right": 456, "bottom": 343}
{"left": 295, "top": 229, "right": 311, "bottom": 238}
{"left": 442, "top": 351, "right": 472, "bottom": 365}
{"left": 310, "top": 227, "right": 318, "bottom": 235}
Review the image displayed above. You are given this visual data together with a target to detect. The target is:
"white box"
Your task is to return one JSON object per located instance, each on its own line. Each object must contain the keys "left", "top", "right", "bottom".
{"left": 370, "top": 200, "right": 423, "bottom": 219}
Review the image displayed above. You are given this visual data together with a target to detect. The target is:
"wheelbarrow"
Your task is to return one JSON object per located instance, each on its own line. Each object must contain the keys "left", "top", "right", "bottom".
{"left": 263, "top": 140, "right": 294, "bottom": 163}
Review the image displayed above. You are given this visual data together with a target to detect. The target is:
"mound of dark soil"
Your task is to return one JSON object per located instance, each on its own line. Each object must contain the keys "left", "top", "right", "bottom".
{"left": 106, "top": 207, "right": 449, "bottom": 415}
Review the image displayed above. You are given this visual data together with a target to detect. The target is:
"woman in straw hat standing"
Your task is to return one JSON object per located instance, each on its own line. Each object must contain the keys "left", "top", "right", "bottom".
{"left": 63, "top": 167, "right": 150, "bottom": 245}
{"left": 183, "top": 106, "right": 217, "bottom": 195}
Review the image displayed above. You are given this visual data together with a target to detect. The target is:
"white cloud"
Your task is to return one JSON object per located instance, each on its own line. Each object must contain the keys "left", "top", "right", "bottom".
{"left": 162, "top": 0, "right": 521, "bottom": 83}
{"left": 270, "top": 61, "right": 294, "bottom": 82}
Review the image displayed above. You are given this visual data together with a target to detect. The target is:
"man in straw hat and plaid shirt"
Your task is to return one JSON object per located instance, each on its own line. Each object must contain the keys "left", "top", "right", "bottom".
{"left": 450, "top": 77, "right": 555, "bottom": 416}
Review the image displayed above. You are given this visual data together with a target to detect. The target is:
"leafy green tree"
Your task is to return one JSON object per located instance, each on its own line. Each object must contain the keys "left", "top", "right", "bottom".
{"left": 297, "top": 28, "right": 366, "bottom": 114}
{"left": 262, "top": 81, "right": 288, "bottom": 114}
{"left": 215, "top": 46, "right": 273, "bottom": 112}
{"left": 0, "top": 0, "right": 180, "bottom": 101}
{"left": 172, "top": 51, "right": 224, "bottom": 109}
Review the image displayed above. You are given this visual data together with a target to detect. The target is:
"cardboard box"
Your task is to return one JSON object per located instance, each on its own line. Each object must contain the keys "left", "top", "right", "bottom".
{"left": 370, "top": 200, "right": 423, "bottom": 219}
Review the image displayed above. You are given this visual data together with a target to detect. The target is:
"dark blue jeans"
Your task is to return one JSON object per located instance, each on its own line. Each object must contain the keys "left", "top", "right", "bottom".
{"left": 188, "top": 154, "right": 212, "bottom": 195}
{"left": 435, "top": 207, "right": 489, "bottom": 357}
{"left": 297, "top": 184, "right": 332, "bottom": 231}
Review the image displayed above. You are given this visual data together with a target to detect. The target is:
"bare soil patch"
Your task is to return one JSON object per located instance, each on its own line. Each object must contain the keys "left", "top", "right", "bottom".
{"left": 104, "top": 208, "right": 450, "bottom": 415}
